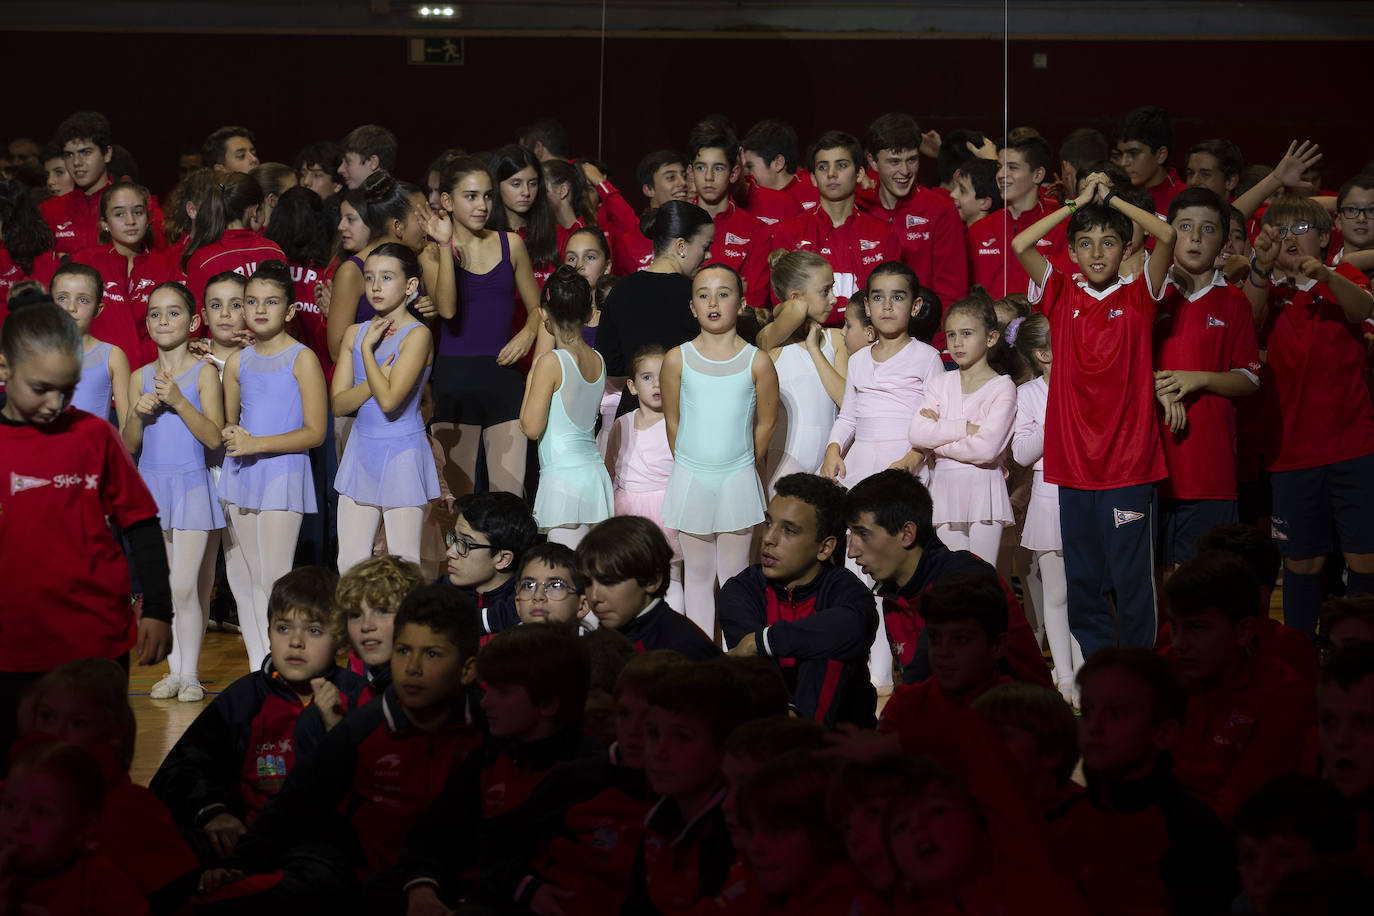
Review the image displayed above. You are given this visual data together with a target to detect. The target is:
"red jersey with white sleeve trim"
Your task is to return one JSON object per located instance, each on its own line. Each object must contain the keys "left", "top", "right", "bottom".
{"left": 1262, "top": 261, "right": 1374, "bottom": 471}
{"left": 183, "top": 229, "right": 287, "bottom": 311}
{"left": 1153, "top": 272, "right": 1262, "bottom": 500}
{"left": 698, "top": 200, "right": 772, "bottom": 308}
{"left": 1147, "top": 168, "right": 1185, "bottom": 218}
{"left": 968, "top": 199, "right": 1063, "bottom": 298}
{"left": 857, "top": 184, "right": 969, "bottom": 309}
{"left": 72, "top": 244, "right": 175, "bottom": 368}
{"left": 1030, "top": 263, "right": 1167, "bottom": 489}
{"left": 0, "top": 407, "right": 159, "bottom": 671}
{"left": 771, "top": 204, "right": 900, "bottom": 325}
{"left": 285, "top": 260, "right": 334, "bottom": 383}
{"left": 613, "top": 225, "right": 654, "bottom": 276}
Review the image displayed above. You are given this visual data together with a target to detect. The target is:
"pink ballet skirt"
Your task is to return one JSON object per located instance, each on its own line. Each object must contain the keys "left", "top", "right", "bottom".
{"left": 1021, "top": 470, "right": 1062, "bottom": 551}
{"left": 610, "top": 411, "right": 681, "bottom": 561}
{"left": 614, "top": 488, "right": 682, "bottom": 562}
{"left": 929, "top": 460, "right": 1013, "bottom": 527}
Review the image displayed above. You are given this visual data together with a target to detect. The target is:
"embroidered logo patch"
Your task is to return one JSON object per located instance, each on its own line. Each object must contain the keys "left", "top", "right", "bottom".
{"left": 1113, "top": 508, "right": 1144, "bottom": 527}
{"left": 906, "top": 214, "right": 928, "bottom": 228}
{"left": 10, "top": 473, "right": 50, "bottom": 494}
{"left": 859, "top": 238, "right": 879, "bottom": 251}
{"left": 1206, "top": 315, "right": 1227, "bottom": 327}
{"left": 724, "top": 232, "right": 749, "bottom": 246}
{"left": 1108, "top": 308, "right": 1124, "bottom": 320}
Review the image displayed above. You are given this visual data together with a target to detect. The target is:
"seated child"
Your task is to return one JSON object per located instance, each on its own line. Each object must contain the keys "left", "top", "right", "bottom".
{"left": 622, "top": 663, "right": 754, "bottom": 913}
{"left": 150, "top": 566, "right": 366, "bottom": 865}
{"left": 399, "top": 623, "right": 600, "bottom": 912}
{"left": 878, "top": 573, "right": 1015, "bottom": 740}
{"left": 1050, "top": 648, "right": 1238, "bottom": 916}
{"left": 719, "top": 473, "right": 879, "bottom": 728}
{"left": 700, "top": 717, "right": 830, "bottom": 914}
{"left": 336, "top": 554, "right": 425, "bottom": 701}
{"left": 18, "top": 659, "right": 198, "bottom": 915}
{"left": 737, "top": 751, "right": 887, "bottom": 915}
{"left": 1315, "top": 643, "right": 1374, "bottom": 873}
{"left": 211, "top": 584, "right": 487, "bottom": 901}
{"left": 581, "top": 626, "right": 639, "bottom": 745}
{"left": 514, "top": 542, "right": 593, "bottom": 629}
{"left": 445, "top": 491, "right": 538, "bottom": 639}
{"left": 1164, "top": 551, "right": 1314, "bottom": 823}
{"left": 1232, "top": 774, "right": 1357, "bottom": 916}
{"left": 883, "top": 753, "right": 1087, "bottom": 916}
{"left": 971, "top": 682, "right": 1081, "bottom": 816}
{"left": 576, "top": 515, "right": 722, "bottom": 661}
{"left": 0, "top": 741, "right": 150, "bottom": 916}
{"left": 1319, "top": 595, "right": 1374, "bottom": 650}
{"left": 490, "top": 650, "right": 689, "bottom": 916}
{"left": 1196, "top": 522, "right": 1317, "bottom": 686}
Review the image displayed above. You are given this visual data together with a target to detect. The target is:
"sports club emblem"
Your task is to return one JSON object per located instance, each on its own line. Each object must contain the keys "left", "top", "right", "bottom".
{"left": 10, "top": 472, "right": 51, "bottom": 494}
{"left": 859, "top": 239, "right": 879, "bottom": 251}
{"left": 1206, "top": 315, "right": 1227, "bottom": 328}
{"left": 1108, "top": 308, "right": 1124, "bottom": 320}
{"left": 724, "top": 232, "right": 749, "bottom": 246}
{"left": 905, "top": 214, "right": 928, "bottom": 228}
{"left": 1113, "top": 508, "right": 1144, "bottom": 528}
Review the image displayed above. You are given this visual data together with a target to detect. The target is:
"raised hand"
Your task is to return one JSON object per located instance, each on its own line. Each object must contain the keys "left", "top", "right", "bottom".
{"left": 1251, "top": 225, "right": 1280, "bottom": 273}
{"left": 425, "top": 209, "right": 454, "bottom": 246}
{"left": 1272, "top": 140, "right": 1322, "bottom": 191}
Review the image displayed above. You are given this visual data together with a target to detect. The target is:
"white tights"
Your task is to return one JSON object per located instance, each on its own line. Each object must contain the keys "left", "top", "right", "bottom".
{"left": 546, "top": 525, "right": 590, "bottom": 549}
{"left": 679, "top": 530, "right": 752, "bottom": 640}
{"left": 1033, "top": 549, "right": 1082, "bottom": 689}
{"left": 936, "top": 521, "right": 1004, "bottom": 567}
{"left": 228, "top": 506, "right": 302, "bottom": 670}
{"left": 163, "top": 529, "right": 214, "bottom": 684}
{"left": 337, "top": 495, "right": 424, "bottom": 572}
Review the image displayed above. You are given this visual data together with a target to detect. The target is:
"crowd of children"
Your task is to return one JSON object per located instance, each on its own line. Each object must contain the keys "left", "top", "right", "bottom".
{"left": 2, "top": 104, "right": 1373, "bottom": 913}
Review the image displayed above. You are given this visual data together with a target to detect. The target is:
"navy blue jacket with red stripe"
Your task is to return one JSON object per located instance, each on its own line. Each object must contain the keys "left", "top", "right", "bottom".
{"left": 149, "top": 660, "right": 367, "bottom": 831}
{"left": 619, "top": 600, "right": 722, "bottom": 662}
{"left": 226, "top": 684, "right": 487, "bottom": 876}
{"left": 719, "top": 563, "right": 878, "bottom": 728}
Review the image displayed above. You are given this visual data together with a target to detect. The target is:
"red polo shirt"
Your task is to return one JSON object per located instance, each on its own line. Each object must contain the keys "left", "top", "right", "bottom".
{"left": 968, "top": 198, "right": 1067, "bottom": 298}
{"left": 771, "top": 203, "right": 900, "bottom": 325}
{"left": 857, "top": 184, "right": 969, "bottom": 308}
{"left": 698, "top": 199, "right": 772, "bottom": 308}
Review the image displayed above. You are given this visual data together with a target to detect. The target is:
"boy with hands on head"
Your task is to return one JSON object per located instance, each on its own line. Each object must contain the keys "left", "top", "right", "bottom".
{"left": 1012, "top": 170, "right": 1176, "bottom": 656}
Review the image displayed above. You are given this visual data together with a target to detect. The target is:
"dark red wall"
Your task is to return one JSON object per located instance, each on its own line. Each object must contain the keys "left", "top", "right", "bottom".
{"left": 4, "top": 31, "right": 1368, "bottom": 201}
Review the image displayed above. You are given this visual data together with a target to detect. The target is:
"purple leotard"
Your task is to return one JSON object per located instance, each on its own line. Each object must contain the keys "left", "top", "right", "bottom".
{"left": 138, "top": 362, "right": 222, "bottom": 531}
{"left": 437, "top": 232, "right": 515, "bottom": 357}
{"left": 219, "top": 343, "right": 317, "bottom": 513}
{"left": 71, "top": 339, "right": 113, "bottom": 419}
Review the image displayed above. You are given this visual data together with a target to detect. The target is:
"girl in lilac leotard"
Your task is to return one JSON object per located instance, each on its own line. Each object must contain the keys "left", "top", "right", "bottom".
{"left": 219, "top": 262, "right": 328, "bottom": 671}
{"left": 431, "top": 156, "right": 542, "bottom": 497}
{"left": 331, "top": 244, "right": 439, "bottom": 572}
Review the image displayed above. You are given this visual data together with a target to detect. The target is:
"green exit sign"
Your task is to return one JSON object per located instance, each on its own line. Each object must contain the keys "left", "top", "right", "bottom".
{"left": 408, "top": 37, "right": 465, "bottom": 65}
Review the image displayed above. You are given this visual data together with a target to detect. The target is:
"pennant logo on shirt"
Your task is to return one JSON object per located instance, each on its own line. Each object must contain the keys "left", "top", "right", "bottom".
{"left": 859, "top": 239, "right": 879, "bottom": 251}
{"left": 10, "top": 472, "right": 50, "bottom": 495}
{"left": 802, "top": 201, "right": 818, "bottom": 210}
{"left": 1206, "top": 315, "right": 1227, "bottom": 328}
{"left": 1113, "top": 508, "right": 1145, "bottom": 528}
{"left": 757, "top": 216, "right": 779, "bottom": 225}
{"left": 906, "top": 214, "right": 929, "bottom": 228}
{"left": 1108, "top": 308, "right": 1124, "bottom": 321}
{"left": 724, "top": 232, "right": 749, "bottom": 246}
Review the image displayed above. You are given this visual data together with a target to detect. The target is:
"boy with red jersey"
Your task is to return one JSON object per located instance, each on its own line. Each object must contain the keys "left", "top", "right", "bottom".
{"left": 1153, "top": 188, "right": 1261, "bottom": 566}
{"left": 770, "top": 131, "right": 898, "bottom": 325}
{"left": 857, "top": 112, "right": 968, "bottom": 308}
{"left": 967, "top": 134, "right": 1063, "bottom": 298}
{"left": 686, "top": 124, "right": 772, "bottom": 309}
{"left": 1244, "top": 195, "right": 1374, "bottom": 635}
{"left": 1163, "top": 553, "right": 1314, "bottom": 824}
{"left": 1012, "top": 172, "right": 1178, "bottom": 657}
{"left": 611, "top": 149, "right": 690, "bottom": 275}
{"left": 1332, "top": 172, "right": 1374, "bottom": 272}
{"left": 739, "top": 119, "right": 819, "bottom": 226}
{"left": 1184, "top": 138, "right": 1244, "bottom": 201}
{"left": 40, "top": 111, "right": 115, "bottom": 255}
{"left": 1115, "top": 106, "right": 1184, "bottom": 217}
{"left": 719, "top": 474, "right": 879, "bottom": 728}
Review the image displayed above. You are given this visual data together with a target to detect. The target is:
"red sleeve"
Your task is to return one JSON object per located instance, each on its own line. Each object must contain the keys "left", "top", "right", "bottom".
{"left": 99, "top": 417, "right": 159, "bottom": 526}
{"left": 1225, "top": 292, "right": 1262, "bottom": 375}
{"left": 928, "top": 197, "right": 969, "bottom": 307}
{"left": 596, "top": 181, "right": 639, "bottom": 244}
{"left": 740, "top": 227, "right": 772, "bottom": 309}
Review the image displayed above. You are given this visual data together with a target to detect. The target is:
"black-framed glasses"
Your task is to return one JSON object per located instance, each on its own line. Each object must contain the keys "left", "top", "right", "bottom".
{"left": 444, "top": 531, "right": 492, "bottom": 556}
{"left": 1274, "top": 222, "right": 1314, "bottom": 238}
{"left": 1339, "top": 205, "right": 1374, "bottom": 220}
{"left": 516, "top": 578, "right": 576, "bottom": 600}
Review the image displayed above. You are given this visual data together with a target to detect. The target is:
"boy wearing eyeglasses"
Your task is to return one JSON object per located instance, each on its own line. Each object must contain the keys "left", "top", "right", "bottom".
{"left": 513, "top": 543, "right": 593, "bottom": 629}
{"left": 445, "top": 491, "right": 538, "bottom": 641}
{"left": 1246, "top": 195, "right": 1374, "bottom": 635}
{"left": 1332, "top": 173, "right": 1374, "bottom": 273}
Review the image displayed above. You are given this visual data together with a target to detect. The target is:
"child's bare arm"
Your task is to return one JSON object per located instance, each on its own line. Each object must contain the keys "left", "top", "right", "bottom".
{"left": 518, "top": 351, "right": 561, "bottom": 441}
{"left": 661, "top": 347, "right": 684, "bottom": 456}
{"left": 108, "top": 345, "right": 131, "bottom": 432}
{"left": 1104, "top": 187, "right": 1177, "bottom": 294}
{"left": 1232, "top": 140, "right": 1322, "bottom": 221}
{"left": 751, "top": 350, "right": 780, "bottom": 469}
{"left": 1013, "top": 173, "right": 1103, "bottom": 289}
{"left": 1294, "top": 256, "right": 1374, "bottom": 323}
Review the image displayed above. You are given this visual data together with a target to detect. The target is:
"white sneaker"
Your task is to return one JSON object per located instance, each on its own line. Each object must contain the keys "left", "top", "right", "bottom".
{"left": 150, "top": 675, "right": 181, "bottom": 699}
{"left": 177, "top": 680, "right": 205, "bottom": 703}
